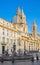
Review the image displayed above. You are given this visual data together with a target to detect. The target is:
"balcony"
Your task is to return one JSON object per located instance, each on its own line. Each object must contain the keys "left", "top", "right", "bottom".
{"left": 1, "top": 41, "right": 7, "bottom": 45}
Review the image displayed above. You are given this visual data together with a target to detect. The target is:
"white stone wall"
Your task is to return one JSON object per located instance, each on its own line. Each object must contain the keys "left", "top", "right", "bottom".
{"left": 0, "top": 11, "right": 28, "bottom": 54}
{"left": 0, "top": 18, "right": 15, "bottom": 54}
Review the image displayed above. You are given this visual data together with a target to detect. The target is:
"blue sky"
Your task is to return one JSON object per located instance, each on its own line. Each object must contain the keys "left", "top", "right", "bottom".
{"left": 0, "top": 0, "right": 40, "bottom": 34}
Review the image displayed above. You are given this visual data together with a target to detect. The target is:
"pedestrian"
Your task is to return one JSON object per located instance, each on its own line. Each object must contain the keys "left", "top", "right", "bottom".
{"left": 36, "top": 54, "right": 39, "bottom": 61}
{"left": 31, "top": 56, "right": 34, "bottom": 62}
{"left": 1, "top": 57, "right": 4, "bottom": 63}
{"left": 12, "top": 54, "right": 14, "bottom": 63}
{"left": 12, "top": 57, "right": 14, "bottom": 63}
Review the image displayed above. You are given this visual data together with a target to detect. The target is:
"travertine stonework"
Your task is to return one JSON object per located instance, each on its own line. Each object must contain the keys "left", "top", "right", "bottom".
{"left": 0, "top": 7, "right": 40, "bottom": 54}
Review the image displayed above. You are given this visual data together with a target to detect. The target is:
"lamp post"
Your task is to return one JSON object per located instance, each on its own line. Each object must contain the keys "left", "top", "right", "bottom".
{"left": 28, "top": 39, "right": 30, "bottom": 52}
{"left": 18, "top": 38, "right": 21, "bottom": 56}
{"left": 13, "top": 42, "right": 16, "bottom": 56}
{"left": 29, "top": 43, "right": 30, "bottom": 52}
{"left": 24, "top": 41, "right": 26, "bottom": 55}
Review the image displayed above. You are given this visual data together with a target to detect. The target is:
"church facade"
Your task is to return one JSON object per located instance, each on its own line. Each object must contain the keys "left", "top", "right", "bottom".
{"left": 0, "top": 8, "right": 40, "bottom": 54}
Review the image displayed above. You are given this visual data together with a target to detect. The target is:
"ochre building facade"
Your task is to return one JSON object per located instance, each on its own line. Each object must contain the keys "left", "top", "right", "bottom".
{"left": 0, "top": 8, "right": 40, "bottom": 54}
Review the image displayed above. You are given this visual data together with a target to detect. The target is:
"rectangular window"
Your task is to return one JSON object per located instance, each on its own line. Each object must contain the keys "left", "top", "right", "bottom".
{"left": 7, "top": 38, "right": 9, "bottom": 43}
{"left": 11, "top": 39, "right": 13, "bottom": 43}
{"left": 3, "top": 32, "right": 4, "bottom": 35}
{"left": 2, "top": 37, "right": 5, "bottom": 43}
{"left": 3, "top": 28, "right": 4, "bottom": 35}
{"left": 7, "top": 30, "right": 8, "bottom": 36}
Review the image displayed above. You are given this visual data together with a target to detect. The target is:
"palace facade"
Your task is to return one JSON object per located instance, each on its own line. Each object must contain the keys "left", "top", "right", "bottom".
{"left": 0, "top": 7, "right": 40, "bottom": 54}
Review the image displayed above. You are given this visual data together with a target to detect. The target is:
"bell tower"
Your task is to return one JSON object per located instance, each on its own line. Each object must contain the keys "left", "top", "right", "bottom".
{"left": 21, "top": 9, "right": 26, "bottom": 24}
{"left": 32, "top": 21, "right": 37, "bottom": 37}
{"left": 16, "top": 7, "right": 21, "bottom": 16}
{"left": 16, "top": 7, "right": 22, "bottom": 23}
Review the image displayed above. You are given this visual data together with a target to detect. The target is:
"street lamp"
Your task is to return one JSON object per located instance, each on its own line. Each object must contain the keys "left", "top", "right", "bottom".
{"left": 29, "top": 43, "right": 30, "bottom": 52}
{"left": 13, "top": 42, "right": 16, "bottom": 56}
{"left": 24, "top": 41, "right": 26, "bottom": 55}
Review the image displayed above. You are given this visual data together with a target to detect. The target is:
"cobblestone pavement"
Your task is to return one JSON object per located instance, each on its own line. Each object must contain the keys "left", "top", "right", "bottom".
{"left": 0, "top": 60, "right": 40, "bottom": 65}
